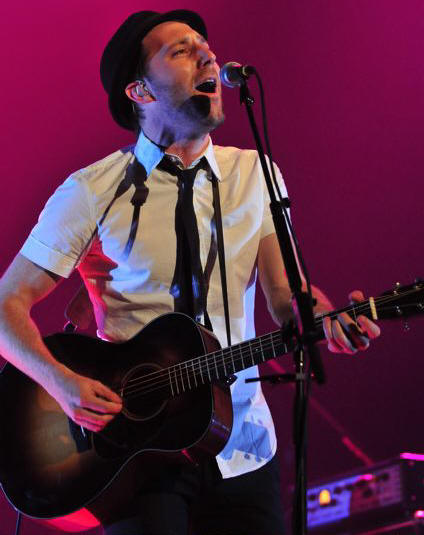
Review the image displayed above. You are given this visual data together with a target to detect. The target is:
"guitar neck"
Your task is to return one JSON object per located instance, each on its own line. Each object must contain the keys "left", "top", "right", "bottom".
{"left": 167, "top": 298, "right": 378, "bottom": 395}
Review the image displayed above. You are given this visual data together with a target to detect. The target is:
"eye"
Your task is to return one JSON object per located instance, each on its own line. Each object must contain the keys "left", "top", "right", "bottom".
{"left": 172, "top": 48, "right": 187, "bottom": 57}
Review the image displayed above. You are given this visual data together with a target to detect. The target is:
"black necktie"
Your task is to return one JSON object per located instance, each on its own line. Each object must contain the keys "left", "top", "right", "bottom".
{"left": 157, "top": 156, "right": 209, "bottom": 321}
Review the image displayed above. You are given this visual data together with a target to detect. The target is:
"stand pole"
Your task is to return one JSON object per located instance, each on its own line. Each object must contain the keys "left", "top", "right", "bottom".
{"left": 238, "top": 79, "right": 324, "bottom": 534}
{"left": 293, "top": 348, "right": 307, "bottom": 535}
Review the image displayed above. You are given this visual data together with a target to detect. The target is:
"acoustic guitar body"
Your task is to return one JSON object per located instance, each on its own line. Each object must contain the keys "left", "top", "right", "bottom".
{"left": 0, "top": 313, "right": 233, "bottom": 527}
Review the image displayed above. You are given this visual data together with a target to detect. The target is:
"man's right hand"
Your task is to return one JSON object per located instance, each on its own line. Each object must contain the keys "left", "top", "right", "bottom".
{"left": 0, "top": 254, "right": 123, "bottom": 434}
{"left": 49, "top": 368, "right": 123, "bottom": 433}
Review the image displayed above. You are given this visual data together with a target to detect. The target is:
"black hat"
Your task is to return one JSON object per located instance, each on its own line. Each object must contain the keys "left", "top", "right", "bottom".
{"left": 100, "top": 10, "right": 208, "bottom": 131}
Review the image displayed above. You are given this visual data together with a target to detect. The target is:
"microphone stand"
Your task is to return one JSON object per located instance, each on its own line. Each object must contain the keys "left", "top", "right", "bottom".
{"left": 238, "top": 80, "right": 325, "bottom": 534}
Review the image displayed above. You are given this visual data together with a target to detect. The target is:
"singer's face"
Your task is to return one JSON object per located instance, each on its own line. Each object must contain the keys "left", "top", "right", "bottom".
{"left": 140, "top": 21, "right": 224, "bottom": 132}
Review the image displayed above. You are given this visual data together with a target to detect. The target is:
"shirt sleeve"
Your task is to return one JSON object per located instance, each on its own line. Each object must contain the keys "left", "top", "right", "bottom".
{"left": 260, "top": 159, "right": 289, "bottom": 239}
{"left": 20, "top": 172, "right": 96, "bottom": 278}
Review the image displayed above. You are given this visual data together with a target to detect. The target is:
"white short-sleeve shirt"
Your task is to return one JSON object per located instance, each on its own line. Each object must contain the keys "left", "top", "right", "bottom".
{"left": 21, "top": 131, "right": 288, "bottom": 479}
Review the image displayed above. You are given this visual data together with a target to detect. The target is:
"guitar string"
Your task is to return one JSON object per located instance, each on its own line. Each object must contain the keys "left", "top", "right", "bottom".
{"left": 121, "top": 299, "right": 417, "bottom": 402}
{"left": 121, "top": 286, "right": 420, "bottom": 393}
{"left": 119, "top": 295, "right": 370, "bottom": 389}
{"left": 120, "top": 290, "right": 422, "bottom": 399}
{"left": 122, "top": 334, "right": 285, "bottom": 400}
{"left": 121, "top": 331, "right": 284, "bottom": 396}
{"left": 119, "top": 290, "right": 422, "bottom": 399}
{"left": 121, "top": 302, "right": 420, "bottom": 399}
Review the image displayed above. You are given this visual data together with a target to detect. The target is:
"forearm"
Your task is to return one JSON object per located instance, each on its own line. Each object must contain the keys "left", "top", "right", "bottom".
{"left": 265, "top": 283, "right": 334, "bottom": 326}
{"left": 0, "top": 295, "right": 70, "bottom": 394}
{"left": 310, "top": 284, "right": 334, "bottom": 316}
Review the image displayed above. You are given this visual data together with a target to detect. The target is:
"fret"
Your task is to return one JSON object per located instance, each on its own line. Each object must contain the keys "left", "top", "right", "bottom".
{"left": 179, "top": 364, "right": 185, "bottom": 392}
{"left": 213, "top": 352, "right": 219, "bottom": 379}
{"left": 231, "top": 347, "right": 236, "bottom": 373}
{"left": 271, "top": 335, "right": 276, "bottom": 359}
{"left": 221, "top": 349, "right": 228, "bottom": 376}
{"left": 168, "top": 368, "right": 175, "bottom": 397}
{"left": 251, "top": 340, "right": 256, "bottom": 366}
{"left": 185, "top": 362, "right": 191, "bottom": 390}
{"left": 199, "top": 356, "right": 205, "bottom": 384}
{"left": 173, "top": 366, "right": 180, "bottom": 395}
{"left": 205, "top": 356, "right": 211, "bottom": 381}
{"left": 191, "top": 360, "right": 198, "bottom": 388}
{"left": 241, "top": 342, "right": 247, "bottom": 369}
{"left": 258, "top": 336, "right": 264, "bottom": 362}
{"left": 249, "top": 340, "right": 253, "bottom": 370}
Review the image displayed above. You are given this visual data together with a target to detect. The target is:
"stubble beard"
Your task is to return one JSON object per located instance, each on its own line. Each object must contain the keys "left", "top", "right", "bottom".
{"left": 151, "top": 80, "right": 225, "bottom": 138}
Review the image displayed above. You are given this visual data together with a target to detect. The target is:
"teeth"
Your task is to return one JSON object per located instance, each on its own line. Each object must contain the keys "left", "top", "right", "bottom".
{"left": 195, "top": 79, "right": 217, "bottom": 93}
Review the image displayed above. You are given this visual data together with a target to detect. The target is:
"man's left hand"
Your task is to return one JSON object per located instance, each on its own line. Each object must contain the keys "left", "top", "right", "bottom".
{"left": 322, "top": 290, "right": 381, "bottom": 354}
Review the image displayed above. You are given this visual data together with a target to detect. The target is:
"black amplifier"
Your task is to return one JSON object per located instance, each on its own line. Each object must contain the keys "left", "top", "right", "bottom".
{"left": 307, "top": 453, "right": 424, "bottom": 534}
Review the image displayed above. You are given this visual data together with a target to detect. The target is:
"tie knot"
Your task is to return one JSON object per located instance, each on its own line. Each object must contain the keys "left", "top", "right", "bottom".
{"left": 157, "top": 156, "right": 209, "bottom": 189}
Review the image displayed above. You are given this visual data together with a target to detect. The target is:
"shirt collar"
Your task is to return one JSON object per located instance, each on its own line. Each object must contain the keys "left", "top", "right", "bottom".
{"left": 165, "top": 137, "right": 222, "bottom": 181}
{"left": 133, "top": 130, "right": 164, "bottom": 177}
{"left": 201, "top": 137, "right": 222, "bottom": 181}
{"left": 135, "top": 131, "right": 222, "bottom": 182}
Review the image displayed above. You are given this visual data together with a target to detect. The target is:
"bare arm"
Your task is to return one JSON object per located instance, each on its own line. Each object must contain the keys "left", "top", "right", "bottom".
{"left": 257, "top": 234, "right": 332, "bottom": 324}
{"left": 257, "top": 233, "right": 380, "bottom": 353}
{"left": 0, "top": 254, "right": 122, "bottom": 430}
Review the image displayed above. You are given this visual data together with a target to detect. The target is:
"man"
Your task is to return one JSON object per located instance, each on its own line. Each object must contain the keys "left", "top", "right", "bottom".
{"left": 0, "top": 10, "right": 380, "bottom": 535}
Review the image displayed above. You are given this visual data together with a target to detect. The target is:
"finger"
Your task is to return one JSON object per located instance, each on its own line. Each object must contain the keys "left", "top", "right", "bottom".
{"left": 357, "top": 316, "right": 381, "bottom": 339}
{"left": 82, "top": 397, "right": 122, "bottom": 414}
{"left": 323, "top": 316, "right": 350, "bottom": 353}
{"left": 77, "top": 420, "right": 103, "bottom": 433}
{"left": 72, "top": 414, "right": 105, "bottom": 433}
{"left": 94, "top": 381, "right": 123, "bottom": 405}
{"left": 331, "top": 319, "right": 358, "bottom": 354}
{"left": 81, "top": 383, "right": 122, "bottom": 414}
{"left": 323, "top": 316, "right": 337, "bottom": 349}
{"left": 349, "top": 290, "right": 365, "bottom": 303}
{"left": 338, "top": 312, "right": 369, "bottom": 350}
{"left": 76, "top": 407, "right": 116, "bottom": 423}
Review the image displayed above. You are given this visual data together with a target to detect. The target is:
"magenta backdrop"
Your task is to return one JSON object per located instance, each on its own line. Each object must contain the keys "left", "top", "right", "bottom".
{"left": 1, "top": 1, "right": 424, "bottom": 533}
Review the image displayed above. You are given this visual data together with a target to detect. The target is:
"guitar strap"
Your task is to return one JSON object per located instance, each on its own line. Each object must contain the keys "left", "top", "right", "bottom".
{"left": 210, "top": 170, "right": 232, "bottom": 347}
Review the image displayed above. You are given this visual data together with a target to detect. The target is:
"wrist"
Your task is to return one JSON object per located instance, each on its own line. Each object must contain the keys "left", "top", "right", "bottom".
{"left": 42, "top": 359, "right": 75, "bottom": 396}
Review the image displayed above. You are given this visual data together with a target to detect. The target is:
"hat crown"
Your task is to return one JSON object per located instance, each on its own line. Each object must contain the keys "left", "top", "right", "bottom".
{"left": 100, "top": 10, "right": 208, "bottom": 131}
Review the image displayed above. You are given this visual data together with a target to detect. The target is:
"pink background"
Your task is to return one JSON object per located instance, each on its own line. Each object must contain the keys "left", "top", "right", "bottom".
{"left": 1, "top": 1, "right": 423, "bottom": 533}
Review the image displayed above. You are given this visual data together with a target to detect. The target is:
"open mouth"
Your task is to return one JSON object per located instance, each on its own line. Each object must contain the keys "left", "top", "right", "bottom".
{"left": 195, "top": 79, "right": 217, "bottom": 94}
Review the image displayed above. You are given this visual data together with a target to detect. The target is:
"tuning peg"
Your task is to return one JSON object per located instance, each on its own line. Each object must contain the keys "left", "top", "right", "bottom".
{"left": 403, "top": 320, "right": 410, "bottom": 332}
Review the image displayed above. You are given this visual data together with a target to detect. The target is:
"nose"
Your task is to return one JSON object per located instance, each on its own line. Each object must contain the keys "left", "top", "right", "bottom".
{"left": 197, "top": 42, "right": 216, "bottom": 68}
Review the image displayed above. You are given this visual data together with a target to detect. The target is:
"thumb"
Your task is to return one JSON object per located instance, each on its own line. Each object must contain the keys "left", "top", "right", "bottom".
{"left": 349, "top": 290, "right": 365, "bottom": 304}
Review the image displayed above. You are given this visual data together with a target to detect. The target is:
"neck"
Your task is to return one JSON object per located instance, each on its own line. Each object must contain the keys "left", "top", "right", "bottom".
{"left": 141, "top": 116, "right": 212, "bottom": 168}
{"left": 165, "top": 135, "right": 209, "bottom": 167}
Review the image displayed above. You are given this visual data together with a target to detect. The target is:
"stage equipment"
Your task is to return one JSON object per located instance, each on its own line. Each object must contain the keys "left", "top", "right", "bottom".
{"left": 307, "top": 453, "right": 424, "bottom": 534}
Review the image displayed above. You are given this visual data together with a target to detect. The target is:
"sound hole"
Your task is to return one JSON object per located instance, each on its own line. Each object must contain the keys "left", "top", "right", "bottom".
{"left": 121, "top": 363, "right": 168, "bottom": 421}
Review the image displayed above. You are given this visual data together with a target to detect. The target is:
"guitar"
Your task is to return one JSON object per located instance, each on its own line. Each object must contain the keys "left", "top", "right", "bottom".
{"left": 0, "top": 280, "right": 423, "bottom": 531}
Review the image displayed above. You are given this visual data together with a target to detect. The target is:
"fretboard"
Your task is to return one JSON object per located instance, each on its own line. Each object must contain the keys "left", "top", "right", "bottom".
{"left": 167, "top": 329, "right": 293, "bottom": 396}
{"left": 166, "top": 298, "right": 379, "bottom": 397}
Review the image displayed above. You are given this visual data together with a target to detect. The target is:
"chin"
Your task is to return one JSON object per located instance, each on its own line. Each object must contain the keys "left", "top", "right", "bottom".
{"left": 208, "top": 111, "right": 225, "bottom": 130}
{"left": 179, "top": 95, "right": 225, "bottom": 132}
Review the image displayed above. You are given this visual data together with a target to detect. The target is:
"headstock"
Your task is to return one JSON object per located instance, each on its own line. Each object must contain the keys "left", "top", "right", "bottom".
{"left": 375, "top": 279, "right": 424, "bottom": 320}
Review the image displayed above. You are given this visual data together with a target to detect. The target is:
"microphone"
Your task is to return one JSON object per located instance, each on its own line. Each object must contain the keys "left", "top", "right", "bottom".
{"left": 220, "top": 62, "right": 255, "bottom": 88}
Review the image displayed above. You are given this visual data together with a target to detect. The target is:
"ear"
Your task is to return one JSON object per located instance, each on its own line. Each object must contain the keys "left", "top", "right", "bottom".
{"left": 125, "top": 81, "right": 156, "bottom": 104}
